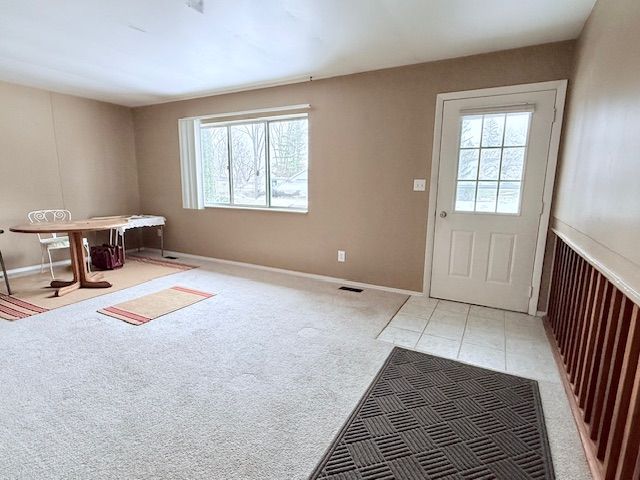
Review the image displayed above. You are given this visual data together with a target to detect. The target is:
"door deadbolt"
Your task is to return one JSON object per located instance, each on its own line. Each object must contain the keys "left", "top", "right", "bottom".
{"left": 439, "top": 211, "right": 447, "bottom": 218}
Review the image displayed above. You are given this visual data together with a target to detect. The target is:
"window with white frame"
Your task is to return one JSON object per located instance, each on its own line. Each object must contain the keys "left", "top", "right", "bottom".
{"left": 454, "top": 110, "right": 531, "bottom": 214}
{"left": 178, "top": 108, "right": 309, "bottom": 212}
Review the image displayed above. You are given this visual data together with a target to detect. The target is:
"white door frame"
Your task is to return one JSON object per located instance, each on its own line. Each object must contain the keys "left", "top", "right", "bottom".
{"left": 423, "top": 80, "right": 567, "bottom": 315}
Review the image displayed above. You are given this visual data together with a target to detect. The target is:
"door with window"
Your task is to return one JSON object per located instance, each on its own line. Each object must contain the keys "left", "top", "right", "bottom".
{"left": 430, "top": 90, "right": 556, "bottom": 312}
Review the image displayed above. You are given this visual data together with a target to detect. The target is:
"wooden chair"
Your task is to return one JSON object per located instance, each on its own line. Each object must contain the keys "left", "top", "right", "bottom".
{"left": 0, "top": 229, "right": 11, "bottom": 295}
{"left": 27, "top": 210, "right": 91, "bottom": 279}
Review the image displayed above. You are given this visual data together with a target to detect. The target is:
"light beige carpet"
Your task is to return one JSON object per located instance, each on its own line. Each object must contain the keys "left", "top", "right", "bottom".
{"left": 0, "top": 253, "right": 590, "bottom": 480}
{"left": 98, "top": 286, "right": 215, "bottom": 325}
{"left": 0, "top": 256, "right": 197, "bottom": 320}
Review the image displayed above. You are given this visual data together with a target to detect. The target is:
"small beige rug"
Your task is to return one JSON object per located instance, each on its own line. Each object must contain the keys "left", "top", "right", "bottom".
{"left": 0, "top": 256, "right": 198, "bottom": 321}
{"left": 98, "top": 286, "right": 215, "bottom": 325}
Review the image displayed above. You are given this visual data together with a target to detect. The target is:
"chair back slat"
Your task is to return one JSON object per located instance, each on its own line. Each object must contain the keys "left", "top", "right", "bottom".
{"left": 27, "top": 209, "right": 71, "bottom": 240}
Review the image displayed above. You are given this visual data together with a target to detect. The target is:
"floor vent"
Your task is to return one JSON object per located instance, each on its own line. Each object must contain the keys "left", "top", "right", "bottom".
{"left": 339, "top": 286, "right": 363, "bottom": 293}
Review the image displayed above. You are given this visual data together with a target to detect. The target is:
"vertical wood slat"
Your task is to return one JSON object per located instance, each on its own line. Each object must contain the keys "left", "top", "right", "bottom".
{"left": 590, "top": 290, "right": 623, "bottom": 442}
{"left": 557, "top": 250, "right": 577, "bottom": 350}
{"left": 566, "top": 259, "right": 589, "bottom": 376}
{"left": 562, "top": 257, "right": 585, "bottom": 363}
{"left": 549, "top": 241, "right": 565, "bottom": 330}
{"left": 614, "top": 335, "right": 640, "bottom": 480}
{"left": 595, "top": 297, "right": 632, "bottom": 459}
{"left": 561, "top": 253, "right": 582, "bottom": 354}
{"left": 583, "top": 282, "right": 614, "bottom": 420}
{"left": 605, "top": 305, "right": 640, "bottom": 480}
{"left": 546, "top": 236, "right": 640, "bottom": 480}
{"left": 547, "top": 240, "right": 562, "bottom": 328}
{"left": 574, "top": 272, "right": 603, "bottom": 395}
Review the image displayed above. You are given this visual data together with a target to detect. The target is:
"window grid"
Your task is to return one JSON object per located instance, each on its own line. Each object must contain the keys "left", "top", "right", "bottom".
{"left": 200, "top": 115, "right": 308, "bottom": 211}
{"left": 454, "top": 112, "right": 530, "bottom": 214}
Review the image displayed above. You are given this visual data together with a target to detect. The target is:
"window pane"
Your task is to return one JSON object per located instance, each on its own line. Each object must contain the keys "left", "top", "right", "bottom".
{"left": 501, "top": 147, "right": 525, "bottom": 180}
{"left": 478, "top": 148, "right": 500, "bottom": 180}
{"left": 497, "top": 181, "right": 522, "bottom": 213}
{"left": 460, "top": 115, "right": 482, "bottom": 148}
{"left": 481, "top": 114, "right": 505, "bottom": 147}
{"left": 269, "top": 119, "right": 308, "bottom": 209}
{"left": 476, "top": 181, "right": 498, "bottom": 212}
{"left": 201, "top": 126, "right": 230, "bottom": 204}
{"left": 504, "top": 112, "right": 530, "bottom": 147}
{"left": 455, "top": 181, "right": 476, "bottom": 212}
{"left": 230, "top": 123, "right": 267, "bottom": 206}
{"left": 457, "top": 149, "right": 479, "bottom": 180}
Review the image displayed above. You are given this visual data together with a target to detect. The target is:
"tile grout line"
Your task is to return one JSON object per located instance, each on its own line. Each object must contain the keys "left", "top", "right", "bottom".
{"left": 379, "top": 296, "right": 440, "bottom": 349}
{"left": 503, "top": 313, "right": 507, "bottom": 372}
{"left": 375, "top": 295, "right": 411, "bottom": 339}
{"left": 455, "top": 306, "right": 470, "bottom": 359}
{"left": 413, "top": 300, "right": 439, "bottom": 349}
{"left": 418, "top": 300, "right": 439, "bottom": 338}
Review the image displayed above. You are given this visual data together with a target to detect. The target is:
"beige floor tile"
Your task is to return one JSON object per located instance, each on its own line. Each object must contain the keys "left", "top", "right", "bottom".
{"left": 434, "top": 299, "right": 470, "bottom": 314}
{"left": 406, "top": 296, "right": 439, "bottom": 310}
{"left": 505, "top": 315, "right": 547, "bottom": 340}
{"left": 415, "top": 334, "right": 460, "bottom": 359}
{"left": 388, "top": 313, "right": 429, "bottom": 333}
{"left": 504, "top": 310, "right": 539, "bottom": 323}
{"left": 424, "top": 317, "right": 467, "bottom": 341}
{"left": 429, "top": 309, "right": 468, "bottom": 325}
{"left": 458, "top": 342, "right": 506, "bottom": 371}
{"left": 505, "top": 335, "right": 552, "bottom": 356}
{"left": 463, "top": 328, "right": 505, "bottom": 351}
{"left": 466, "top": 314, "right": 505, "bottom": 331}
{"left": 397, "top": 302, "right": 435, "bottom": 320}
{"left": 469, "top": 305, "right": 505, "bottom": 320}
{"left": 506, "top": 350, "right": 561, "bottom": 383}
{"left": 377, "top": 326, "right": 421, "bottom": 348}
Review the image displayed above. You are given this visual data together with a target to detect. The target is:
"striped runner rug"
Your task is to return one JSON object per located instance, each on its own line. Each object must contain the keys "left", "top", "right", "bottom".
{"left": 0, "top": 293, "right": 48, "bottom": 321}
{"left": 98, "top": 286, "right": 215, "bottom": 325}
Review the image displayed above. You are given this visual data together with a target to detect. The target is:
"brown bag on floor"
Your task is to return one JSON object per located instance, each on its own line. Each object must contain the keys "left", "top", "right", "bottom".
{"left": 90, "top": 244, "right": 124, "bottom": 270}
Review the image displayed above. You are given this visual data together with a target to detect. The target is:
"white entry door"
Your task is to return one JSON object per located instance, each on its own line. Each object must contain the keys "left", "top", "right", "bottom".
{"left": 430, "top": 89, "right": 557, "bottom": 312}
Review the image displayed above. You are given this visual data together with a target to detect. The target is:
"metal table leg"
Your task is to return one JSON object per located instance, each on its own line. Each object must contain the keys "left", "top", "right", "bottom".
{"left": 160, "top": 225, "right": 164, "bottom": 258}
{"left": 0, "top": 249, "right": 12, "bottom": 295}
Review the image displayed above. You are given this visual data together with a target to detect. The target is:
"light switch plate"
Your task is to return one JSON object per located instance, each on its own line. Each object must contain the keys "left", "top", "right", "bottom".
{"left": 413, "top": 179, "right": 426, "bottom": 191}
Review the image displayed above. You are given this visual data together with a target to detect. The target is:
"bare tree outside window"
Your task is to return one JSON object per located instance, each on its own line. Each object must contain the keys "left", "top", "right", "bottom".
{"left": 200, "top": 115, "right": 308, "bottom": 210}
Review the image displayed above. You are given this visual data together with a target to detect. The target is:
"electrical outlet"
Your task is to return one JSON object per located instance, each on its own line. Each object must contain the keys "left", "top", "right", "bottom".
{"left": 413, "top": 179, "right": 426, "bottom": 191}
{"left": 337, "top": 250, "right": 346, "bottom": 262}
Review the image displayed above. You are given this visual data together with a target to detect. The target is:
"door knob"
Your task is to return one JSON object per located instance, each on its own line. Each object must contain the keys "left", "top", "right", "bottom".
{"left": 439, "top": 211, "right": 447, "bottom": 218}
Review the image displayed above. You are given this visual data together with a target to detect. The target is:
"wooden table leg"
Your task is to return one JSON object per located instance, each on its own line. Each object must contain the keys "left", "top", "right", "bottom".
{"left": 53, "top": 232, "right": 112, "bottom": 296}
{"left": 51, "top": 231, "right": 80, "bottom": 295}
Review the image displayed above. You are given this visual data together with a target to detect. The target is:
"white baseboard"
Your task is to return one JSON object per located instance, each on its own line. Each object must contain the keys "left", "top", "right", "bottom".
{"left": 141, "top": 248, "right": 421, "bottom": 296}
{"left": 3, "top": 248, "right": 139, "bottom": 279}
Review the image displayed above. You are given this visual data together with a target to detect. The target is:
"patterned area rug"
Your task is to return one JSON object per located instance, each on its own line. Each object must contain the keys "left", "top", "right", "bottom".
{"left": 98, "top": 286, "right": 215, "bottom": 325}
{"left": 0, "top": 256, "right": 198, "bottom": 321}
{"left": 310, "top": 347, "right": 555, "bottom": 479}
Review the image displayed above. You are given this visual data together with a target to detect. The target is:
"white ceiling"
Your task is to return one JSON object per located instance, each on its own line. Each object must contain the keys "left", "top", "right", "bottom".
{"left": 0, "top": 0, "right": 595, "bottom": 107}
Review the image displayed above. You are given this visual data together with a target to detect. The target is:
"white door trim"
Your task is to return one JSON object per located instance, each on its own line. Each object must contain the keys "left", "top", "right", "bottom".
{"left": 423, "top": 80, "right": 567, "bottom": 315}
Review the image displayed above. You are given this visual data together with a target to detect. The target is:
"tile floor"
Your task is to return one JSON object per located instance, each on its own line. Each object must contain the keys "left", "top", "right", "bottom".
{"left": 377, "top": 295, "right": 561, "bottom": 384}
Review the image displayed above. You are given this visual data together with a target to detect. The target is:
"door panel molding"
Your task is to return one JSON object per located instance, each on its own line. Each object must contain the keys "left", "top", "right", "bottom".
{"left": 423, "top": 80, "right": 568, "bottom": 315}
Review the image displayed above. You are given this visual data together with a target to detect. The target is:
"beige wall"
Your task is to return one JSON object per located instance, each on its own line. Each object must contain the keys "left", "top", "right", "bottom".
{"left": 549, "top": 0, "right": 640, "bottom": 297}
{"left": 0, "top": 81, "right": 140, "bottom": 270}
{"left": 133, "top": 42, "right": 574, "bottom": 292}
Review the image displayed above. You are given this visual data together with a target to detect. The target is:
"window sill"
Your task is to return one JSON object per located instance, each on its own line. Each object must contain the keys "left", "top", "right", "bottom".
{"left": 204, "top": 204, "right": 308, "bottom": 214}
